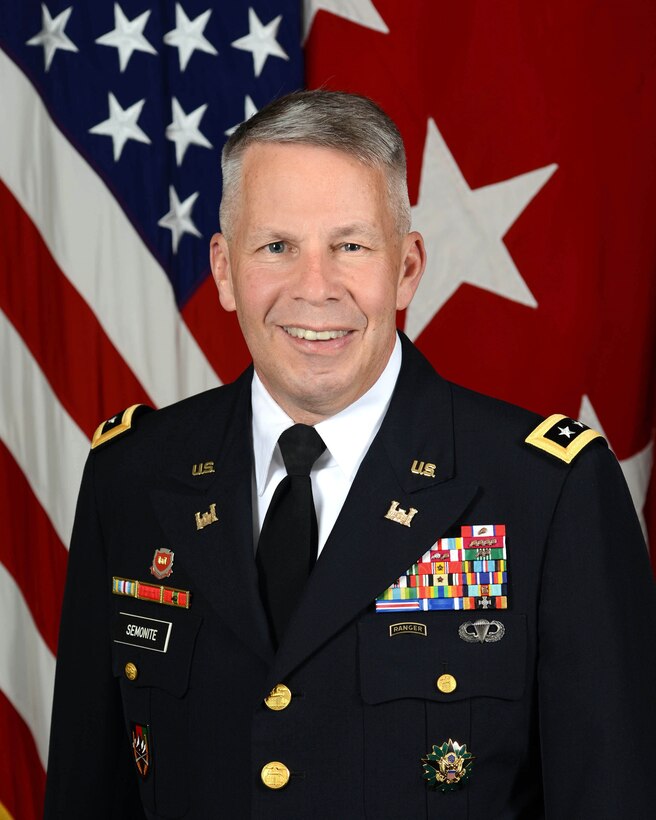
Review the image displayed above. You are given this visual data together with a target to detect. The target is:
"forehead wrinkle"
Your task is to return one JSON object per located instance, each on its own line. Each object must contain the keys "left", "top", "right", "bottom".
{"left": 328, "top": 222, "right": 382, "bottom": 242}
{"left": 244, "top": 226, "right": 300, "bottom": 244}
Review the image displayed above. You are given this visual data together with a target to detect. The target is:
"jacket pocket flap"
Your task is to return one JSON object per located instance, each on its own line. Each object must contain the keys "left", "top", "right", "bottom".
{"left": 358, "top": 611, "right": 526, "bottom": 704}
{"left": 111, "top": 604, "right": 202, "bottom": 697}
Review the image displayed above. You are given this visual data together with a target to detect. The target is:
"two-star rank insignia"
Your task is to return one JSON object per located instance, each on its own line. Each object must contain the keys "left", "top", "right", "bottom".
{"left": 524, "top": 413, "right": 604, "bottom": 463}
{"left": 91, "top": 404, "right": 152, "bottom": 450}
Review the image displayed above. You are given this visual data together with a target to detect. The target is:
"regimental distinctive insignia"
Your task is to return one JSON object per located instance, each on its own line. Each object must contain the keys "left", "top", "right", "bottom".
{"left": 422, "top": 739, "right": 474, "bottom": 792}
{"left": 192, "top": 461, "right": 215, "bottom": 476}
{"left": 195, "top": 503, "right": 218, "bottom": 530}
{"left": 458, "top": 618, "right": 505, "bottom": 643}
{"left": 525, "top": 413, "right": 604, "bottom": 463}
{"left": 112, "top": 577, "right": 191, "bottom": 609}
{"left": 90, "top": 404, "right": 152, "bottom": 450}
{"left": 384, "top": 500, "right": 418, "bottom": 527}
{"left": 131, "top": 723, "right": 151, "bottom": 779}
{"left": 411, "top": 460, "right": 436, "bottom": 478}
{"left": 150, "top": 548, "right": 174, "bottom": 580}
{"left": 376, "top": 524, "right": 508, "bottom": 612}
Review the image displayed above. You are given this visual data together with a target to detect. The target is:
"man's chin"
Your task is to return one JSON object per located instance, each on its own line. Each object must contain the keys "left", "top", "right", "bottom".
{"left": 275, "top": 375, "right": 361, "bottom": 423}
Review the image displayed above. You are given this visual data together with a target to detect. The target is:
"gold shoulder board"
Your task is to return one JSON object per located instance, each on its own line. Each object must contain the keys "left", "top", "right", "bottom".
{"left": 91, "top": 404, "right": 152, "bottom": 450}
{"left": 524, "top": 413, "right": 604, "bottom": 464}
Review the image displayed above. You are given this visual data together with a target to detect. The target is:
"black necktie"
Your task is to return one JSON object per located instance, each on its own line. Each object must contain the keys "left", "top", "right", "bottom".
{"left": 256, "top": 424, "right": 326, "bottom": 647}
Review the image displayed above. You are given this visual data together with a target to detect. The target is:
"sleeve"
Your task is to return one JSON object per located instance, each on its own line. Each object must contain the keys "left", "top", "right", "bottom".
{"left": 43, "top": 455, "right": 145, "bottom": 819}
{"left": 537, "top": 443, "right": 656, "bottom": 817}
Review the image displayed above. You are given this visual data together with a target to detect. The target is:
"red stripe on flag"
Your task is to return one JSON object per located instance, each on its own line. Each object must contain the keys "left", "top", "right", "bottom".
{"left": 0, "top": 180, "right": 152, "bottom": 437}
{"left": 0, "top": 442, "right": 67, "bottom": 655}
{"left": 0, "top": 691, "right": 45, "bottom": 820}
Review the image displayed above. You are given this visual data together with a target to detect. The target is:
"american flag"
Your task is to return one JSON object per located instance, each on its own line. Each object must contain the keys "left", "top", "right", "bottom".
{"left": 1, "top": 1, "right": 654, "bottom": 816}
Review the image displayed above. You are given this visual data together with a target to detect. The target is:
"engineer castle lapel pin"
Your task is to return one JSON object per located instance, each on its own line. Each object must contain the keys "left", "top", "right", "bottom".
{"left": 195, "top": 503, "right": 218, "bottom": 530}
{"left": 384, "top": 500, "right": 418, "bottom": 527}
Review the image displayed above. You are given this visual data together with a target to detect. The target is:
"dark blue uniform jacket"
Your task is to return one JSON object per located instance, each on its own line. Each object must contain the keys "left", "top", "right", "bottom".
{"left": 44, "top": 335, "right": 656, "bottom": 818}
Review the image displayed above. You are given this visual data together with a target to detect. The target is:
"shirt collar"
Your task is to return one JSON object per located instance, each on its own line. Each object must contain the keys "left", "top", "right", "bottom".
{"left": 251, "top": 334, "right": 402, "bottom": 495}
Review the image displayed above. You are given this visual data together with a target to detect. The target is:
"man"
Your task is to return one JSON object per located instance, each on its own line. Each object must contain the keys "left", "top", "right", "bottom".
{"left": 45, "top": 91, "right": 656, "bottom": 818}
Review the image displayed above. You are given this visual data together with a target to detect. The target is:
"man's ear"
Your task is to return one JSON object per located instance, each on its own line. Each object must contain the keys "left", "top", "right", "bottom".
{"left": 209, "top": 233, "right": 236, "bottom": 312}
{"left": 396, "top": 231, "right": 426, "bottom": 311}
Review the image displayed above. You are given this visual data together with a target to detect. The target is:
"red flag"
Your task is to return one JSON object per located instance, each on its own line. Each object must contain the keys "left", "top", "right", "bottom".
{"left": 307, "top": 0, "right": 655, "bottom": 564}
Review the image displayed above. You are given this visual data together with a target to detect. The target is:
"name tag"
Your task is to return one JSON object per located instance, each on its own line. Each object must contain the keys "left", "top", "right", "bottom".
{"left": 113, "top": 612, "right": 172, "bottom": 653}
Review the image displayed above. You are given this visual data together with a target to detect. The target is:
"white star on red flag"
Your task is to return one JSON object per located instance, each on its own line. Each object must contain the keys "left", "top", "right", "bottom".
{"left": 303, "top": 0, "right": 388, "bottom": 40}
{"left": 407, "top": 119, "right": 557, "bottom": 340}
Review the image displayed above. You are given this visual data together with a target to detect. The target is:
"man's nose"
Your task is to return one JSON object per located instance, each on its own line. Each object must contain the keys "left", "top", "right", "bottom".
{"left": 291, "top": 248, "right": 341, "bottom": 303}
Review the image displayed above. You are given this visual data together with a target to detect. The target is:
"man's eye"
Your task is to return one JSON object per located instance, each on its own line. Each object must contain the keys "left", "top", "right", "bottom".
{"left": 266, "top": 241, "right": 285, "bottom": 254}
{"left": 342, "top": 243, "right": 362, "bottom": 252}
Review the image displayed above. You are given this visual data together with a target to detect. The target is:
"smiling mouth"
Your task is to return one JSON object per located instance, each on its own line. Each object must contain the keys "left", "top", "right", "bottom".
{"left": 283, "top": 326, "right": 350, "bottom": 341}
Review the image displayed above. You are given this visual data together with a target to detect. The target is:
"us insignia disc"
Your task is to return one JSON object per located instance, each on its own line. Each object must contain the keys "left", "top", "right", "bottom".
{"left": 131, "top": 723, "right": 151, "bottom": 779}
{"left": 422, "top": 738, "right": 474, "bottom": 791}
{"left": 150, "top": 548, "right": 174, "bottom": 580}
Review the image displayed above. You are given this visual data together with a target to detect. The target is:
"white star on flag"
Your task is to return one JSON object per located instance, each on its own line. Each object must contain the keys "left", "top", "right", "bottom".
{"left": 231, "top": 8, "right": 288, "bottom": 77}
{"left": 88, "top": 92, "right": 151, "bottom": 162}
{"left": 26, "top": 4, "right": 78, "bottom": 72}
{"left": 303, "top": 0, "right": 388, "bottom": 41}
{"left": 406, "top": 118, "right": 557, "bottom": 341}
{"left": 166, "top": 98, "right": 213, "bottom": 166}
{"left": 163, "top": 4, "right": 218, "bottom": 72}
{"left": 158, "top": 187, "right": 202, "bottom": 253}
{"left": 225, "top": 95, "right": 258, "bottom": 137}
{"left": 95, "top": 3, "right": 157, "bottom": 72}
{"left": 578, "top": 394, "right": 653, "bottom": 542}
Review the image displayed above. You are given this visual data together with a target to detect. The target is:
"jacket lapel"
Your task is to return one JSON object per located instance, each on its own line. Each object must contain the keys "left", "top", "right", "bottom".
{"left": 266, "top": 337, "right": 477, "bottom": 690}
{"left": 149, "top": 371, "right": 274, "bottom": 667}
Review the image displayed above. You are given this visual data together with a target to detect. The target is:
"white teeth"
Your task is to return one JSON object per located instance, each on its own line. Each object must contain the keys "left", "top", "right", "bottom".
{"left": 283, "top": 327, "right": 348, "bottom": 340}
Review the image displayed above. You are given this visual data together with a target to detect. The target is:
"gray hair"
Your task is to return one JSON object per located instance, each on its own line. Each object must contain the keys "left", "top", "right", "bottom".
{"left": 219, "top": 90, "right": 411, "bottom": 237}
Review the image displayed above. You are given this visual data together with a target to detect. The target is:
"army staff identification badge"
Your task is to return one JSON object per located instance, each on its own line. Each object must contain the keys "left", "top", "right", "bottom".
{"left": 422, "top": 739, "right": 474, "bottom": 792}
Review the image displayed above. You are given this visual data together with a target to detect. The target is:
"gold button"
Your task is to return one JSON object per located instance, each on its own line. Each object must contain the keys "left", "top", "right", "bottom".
{"left": 437, "top": 673, "right": 457, "bottom": 693}
{"left": 124, "top": 662, "right": 138, "bottom": 681}
{"left": 261, "top": 761, "right": 290, "bottom": 790}
{"left": 264, "top": 683, "right": 292, "bottom": 711}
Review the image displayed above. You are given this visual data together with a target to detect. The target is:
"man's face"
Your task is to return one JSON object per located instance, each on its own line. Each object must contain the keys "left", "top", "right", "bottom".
{"left": 210, "top": 142, "right": 425, "bottom": 423}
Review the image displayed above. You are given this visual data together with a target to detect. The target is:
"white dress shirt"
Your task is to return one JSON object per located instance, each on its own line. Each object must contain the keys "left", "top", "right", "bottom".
{"left": 251, "top": 335, "right": 402, "bottom": 556}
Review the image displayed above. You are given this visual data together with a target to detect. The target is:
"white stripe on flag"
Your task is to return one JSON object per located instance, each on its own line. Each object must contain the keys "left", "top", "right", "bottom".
{"left": 0, "top": 309, "right": 88, "bottom": 548}
{"left": 0, "top": 48, "right": 221, "bottom": 407}
{"left": 0, "top": 561, "right": 55, "bottom": 769}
